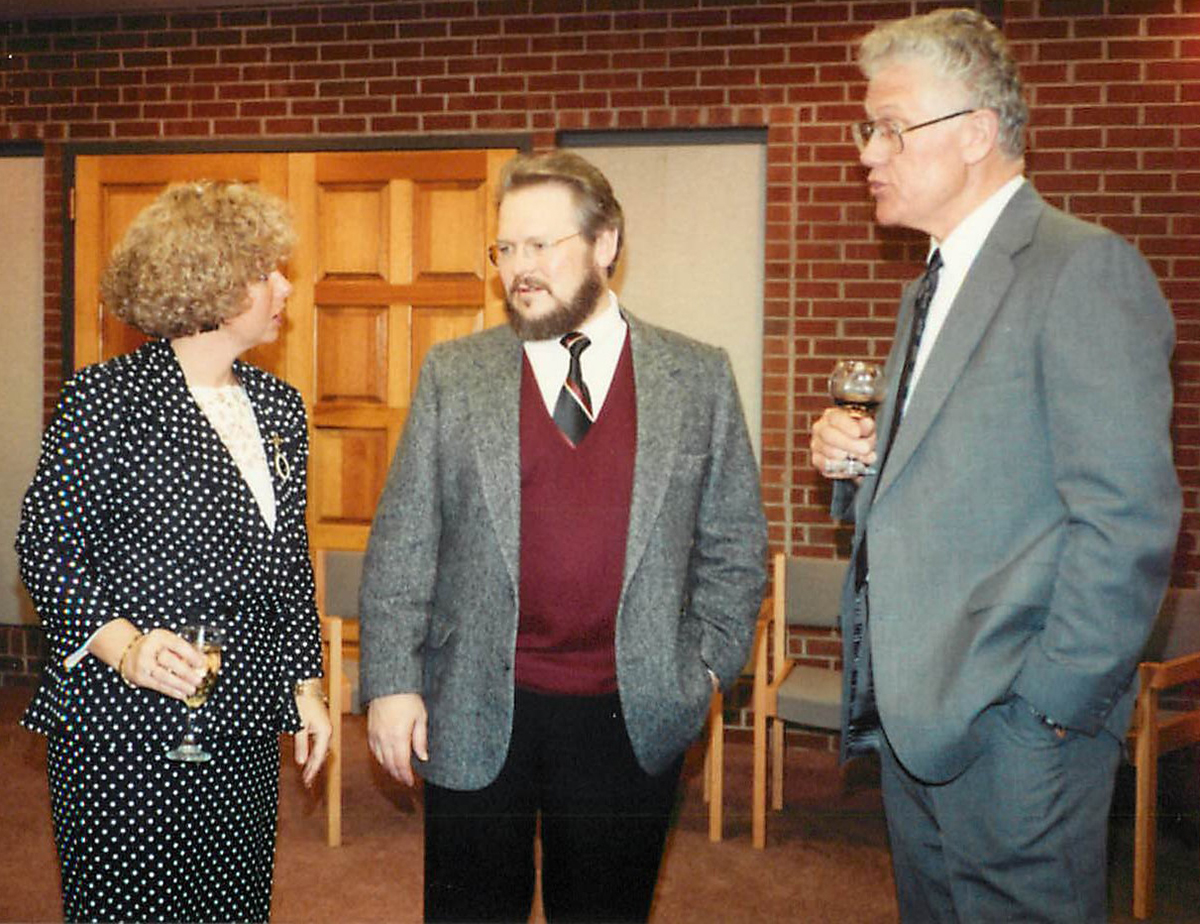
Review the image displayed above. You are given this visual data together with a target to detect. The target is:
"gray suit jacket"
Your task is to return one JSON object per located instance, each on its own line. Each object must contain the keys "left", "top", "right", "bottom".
{"left": 360, "top": 311, "right": 768, "bottom": 789}
{"left": 836, "top": 183, "right": 1180, "bottom": 783}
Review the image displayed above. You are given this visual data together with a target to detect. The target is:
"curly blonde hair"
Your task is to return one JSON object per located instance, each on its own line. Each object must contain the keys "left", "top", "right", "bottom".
{"left": 100, "top": 180, "right": 295, "bottom": 339}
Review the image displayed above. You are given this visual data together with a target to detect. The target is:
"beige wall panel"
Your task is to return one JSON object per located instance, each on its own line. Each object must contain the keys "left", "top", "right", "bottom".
{"left": 317, "top": 184, "right": 387, "bottom": 280}
{"left": 410, "top": 305, "right": 485, "bottom": 395}
{"left": 414, "top": 182, "right": 487, "bottom": 280}
{"left": 565, "top": 144, "right": 765, "bottom": 459}
{"left": 0, "top": 157, "right": 43, "bottom": 624}
{"left": 315, "top": 305, "right": 389, "bottom": 405}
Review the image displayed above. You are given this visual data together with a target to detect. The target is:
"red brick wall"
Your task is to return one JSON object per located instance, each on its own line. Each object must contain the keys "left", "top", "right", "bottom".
{"left": 2, "top": 0, "right": 1198, "bottom": 588}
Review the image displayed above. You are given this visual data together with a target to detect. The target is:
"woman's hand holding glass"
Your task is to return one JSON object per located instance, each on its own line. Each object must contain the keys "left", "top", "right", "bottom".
{"left": 119, "top": 627, "right": 208, "bottom": 700}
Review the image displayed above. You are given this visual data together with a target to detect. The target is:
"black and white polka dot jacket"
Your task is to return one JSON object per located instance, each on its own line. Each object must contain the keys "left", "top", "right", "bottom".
{"left": 18, "top": 338, "right": 323, "bottom": 745}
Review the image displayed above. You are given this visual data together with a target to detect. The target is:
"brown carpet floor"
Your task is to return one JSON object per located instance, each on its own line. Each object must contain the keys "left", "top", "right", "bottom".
{"left": 1, "top": 686, "right": 1198, "bottom": 923}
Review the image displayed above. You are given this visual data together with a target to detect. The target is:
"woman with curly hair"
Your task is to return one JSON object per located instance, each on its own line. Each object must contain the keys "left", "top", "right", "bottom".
{"left": 17, "top": 180, "right": 332, "bottom": 923}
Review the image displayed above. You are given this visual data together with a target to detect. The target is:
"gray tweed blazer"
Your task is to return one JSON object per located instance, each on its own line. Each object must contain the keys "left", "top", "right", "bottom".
{"left": 360, "top": 310, "right": 768, "bottom": 790}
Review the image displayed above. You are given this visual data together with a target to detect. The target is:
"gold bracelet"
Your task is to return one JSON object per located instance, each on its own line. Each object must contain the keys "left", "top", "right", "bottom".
{"left": 294, "top": 678, "right": 327, "bottom": 703}
{"left": 117, "top": 633, "right": 143, "bottom": 689}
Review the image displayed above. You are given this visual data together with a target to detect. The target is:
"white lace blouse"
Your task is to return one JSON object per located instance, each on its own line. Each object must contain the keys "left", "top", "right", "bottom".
{"left": 190, "top": 383, "right": 277, "bottom": 532}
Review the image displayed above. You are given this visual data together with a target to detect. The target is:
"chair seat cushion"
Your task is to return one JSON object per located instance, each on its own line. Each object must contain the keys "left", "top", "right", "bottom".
{"left": 777, "top": 665, "right": 842, "bottom": 730}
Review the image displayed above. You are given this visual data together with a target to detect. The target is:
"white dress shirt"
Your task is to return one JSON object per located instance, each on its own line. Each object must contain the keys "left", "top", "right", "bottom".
{"left": 906, "top": 175, "right": 1027, "bottom": 406}
{"left": 523, "top": 289, "right": 628, "bottom": 418}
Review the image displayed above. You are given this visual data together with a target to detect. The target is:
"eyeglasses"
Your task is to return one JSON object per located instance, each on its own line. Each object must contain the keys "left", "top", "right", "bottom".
{"left": 851, "top": 109, "right": 976, "bottom": 155}
{"left": 487, "top": 231, "right": 583, "bottom": 267}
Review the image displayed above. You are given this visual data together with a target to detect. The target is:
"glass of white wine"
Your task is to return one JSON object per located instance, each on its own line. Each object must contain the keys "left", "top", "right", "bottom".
{"left": 826, "top": 360, "right": 887, "bottom": 477}
{"left": 166, "top": 624, "right": 225, "bottom": 763}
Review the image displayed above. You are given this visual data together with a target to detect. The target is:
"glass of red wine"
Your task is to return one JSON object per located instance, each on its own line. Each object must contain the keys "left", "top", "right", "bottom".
{"left": 826, "top": 360, "right": 886, "bottom": 477}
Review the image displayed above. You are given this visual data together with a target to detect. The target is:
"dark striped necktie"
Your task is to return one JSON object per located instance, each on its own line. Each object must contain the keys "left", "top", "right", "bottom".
{"left": 854, "top": 248, "right": 943, "bottom": 592}
{"left": 552, "top": 331, "right": 594, "bottom": 446}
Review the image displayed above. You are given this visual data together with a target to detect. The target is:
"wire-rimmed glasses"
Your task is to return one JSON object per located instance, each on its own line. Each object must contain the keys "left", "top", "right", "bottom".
{"left": 487, "top": 231, "right": 582, "bottom": 268}
{"left": 851, "top": 108, "right": 975, "bottom": 155}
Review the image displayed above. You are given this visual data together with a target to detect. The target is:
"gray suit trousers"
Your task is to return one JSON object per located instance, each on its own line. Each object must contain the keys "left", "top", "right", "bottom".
{"left": 879, "top": 697, "right": 1120, "bottom": 924}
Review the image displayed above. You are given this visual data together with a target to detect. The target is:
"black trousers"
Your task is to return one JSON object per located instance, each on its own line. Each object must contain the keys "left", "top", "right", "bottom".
{"left": 423, "top": 688, "right": 683, "bottom": 923}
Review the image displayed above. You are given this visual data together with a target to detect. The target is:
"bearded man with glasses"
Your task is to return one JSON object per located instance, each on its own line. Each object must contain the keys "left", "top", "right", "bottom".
{"left": 360, "top": 150, "right": 767, "bottom": 922}
{"left": 811, "top": 8, "right": 1179, "bottom": 922}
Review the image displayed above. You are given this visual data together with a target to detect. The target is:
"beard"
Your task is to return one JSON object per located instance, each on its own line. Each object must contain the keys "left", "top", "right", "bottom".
{"left": 504, "top": 265, "right": 605, "bottom": 342}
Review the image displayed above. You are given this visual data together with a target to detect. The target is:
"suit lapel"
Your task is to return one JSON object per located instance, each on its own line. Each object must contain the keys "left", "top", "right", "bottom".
{"left": 874, "top": 184, "right": 1042, "bottom": 500}
{"left": 465, "top": 327, "right": 525, "bottom": 589}
{"left": 141, "top": 341, "right": 271, "bottom": 566}
{"left": 621, "top": 314, "right": 686, "bottom": 596}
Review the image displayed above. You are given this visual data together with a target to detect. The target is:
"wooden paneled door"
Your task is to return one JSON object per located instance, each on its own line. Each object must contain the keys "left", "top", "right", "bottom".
{"left": 73, "top": 148, "right": 515, "bottom": 551}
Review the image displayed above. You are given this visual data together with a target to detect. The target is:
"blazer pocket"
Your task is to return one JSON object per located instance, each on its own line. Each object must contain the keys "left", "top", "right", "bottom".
{"left": 423, "top": 618, "right": 457, "bottom": 698}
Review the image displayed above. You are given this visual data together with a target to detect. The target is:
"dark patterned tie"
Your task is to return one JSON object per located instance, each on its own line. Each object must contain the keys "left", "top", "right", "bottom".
{"left": 552, "top": 331, "right": 594, "bottom": 446}
{"left": 877, "top": 248, "right": 943, "bottom": 476}
{"left": 854, "top": 249, "right": 943, "bottom": 591}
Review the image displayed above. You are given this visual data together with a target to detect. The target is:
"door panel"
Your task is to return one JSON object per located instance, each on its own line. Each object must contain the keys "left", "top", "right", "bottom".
{"left": 73, "top": 147, "right": 515, "bottom": 552}
{"left": 301, "top": 150, "right": 511, "bottom": 549}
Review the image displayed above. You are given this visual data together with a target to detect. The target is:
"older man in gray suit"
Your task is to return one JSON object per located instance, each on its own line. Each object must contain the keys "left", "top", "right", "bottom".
{"left": 360, "top": 150, "right": 767, "bottom": 922}
{"left": 811, "top": 9, "right": 1180, "bottom": 923}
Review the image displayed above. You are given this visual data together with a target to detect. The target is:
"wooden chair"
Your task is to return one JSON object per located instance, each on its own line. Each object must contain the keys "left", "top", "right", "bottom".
{"left": 751, "top": 553, "right": 847, "bottom": 849}
{"left": 1128, "top": 587, "right": 1200, "bottom": 919}
{"left": 703, "top": 611, "right": 767, "bottom": 842}
{"left": 703, "top": 692, "right": 725, "bottom": 842}
{"left": 313, "top": 548, "right": 364, "bottom": 848}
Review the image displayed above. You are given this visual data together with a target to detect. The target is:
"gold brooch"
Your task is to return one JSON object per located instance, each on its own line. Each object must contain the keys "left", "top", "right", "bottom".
{"left": 269, "top": 432, "right": 292, "bottom": 482}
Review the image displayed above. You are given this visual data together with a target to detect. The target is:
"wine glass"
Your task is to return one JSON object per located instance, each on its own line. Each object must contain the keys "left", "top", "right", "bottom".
{"left": 166, "top": 624, "right": 225, "bottom": 763}
{"left": 826, "top": 360, "right": 887, "bottom": 476}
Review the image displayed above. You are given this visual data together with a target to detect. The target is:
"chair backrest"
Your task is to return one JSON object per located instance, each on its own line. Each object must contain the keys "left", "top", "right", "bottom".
{"left": 1142, "top": 587, "right": 1200, "bottom": 663}
{"left": 775, "top": 553, "right": 846, "bottom": 630}
{"left": 317, "top": 549, "right": 365, "bottom": 619}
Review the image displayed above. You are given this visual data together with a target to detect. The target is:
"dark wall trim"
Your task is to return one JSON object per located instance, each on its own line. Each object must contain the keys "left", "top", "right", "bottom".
{"left": 60, "top": 132, "right": 534, "bottom": 379}
{"left": 557, "top": 127, "right": 768, "bottom": 148}
{"left": 0, "top": 141, "right": 44, "bottom": 157}
{"left": 63, "top": 133, "right": 532, "bottom": 158}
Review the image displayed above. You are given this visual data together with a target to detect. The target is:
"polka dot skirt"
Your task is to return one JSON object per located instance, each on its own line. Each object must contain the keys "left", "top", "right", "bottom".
{"left": 48, "top": 733, "right": 280, "bottom": 924}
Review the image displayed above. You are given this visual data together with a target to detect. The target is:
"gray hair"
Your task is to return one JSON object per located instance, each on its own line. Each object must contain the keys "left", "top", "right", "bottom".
{"left": 858, "top": 7, "right": 1028, "bottom": 159}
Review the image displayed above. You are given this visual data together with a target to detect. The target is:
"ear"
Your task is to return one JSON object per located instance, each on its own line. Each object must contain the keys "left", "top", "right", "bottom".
{"left": 591, "top": 226, "right": 619, "bottom": 274}
{"left": 961, "top": 108, "right": 1001, "bottom": 165}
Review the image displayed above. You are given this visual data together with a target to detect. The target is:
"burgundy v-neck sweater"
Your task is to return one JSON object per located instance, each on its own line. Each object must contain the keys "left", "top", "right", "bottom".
{"left": 515, "top": 337, "right": 637, "bottom": 695}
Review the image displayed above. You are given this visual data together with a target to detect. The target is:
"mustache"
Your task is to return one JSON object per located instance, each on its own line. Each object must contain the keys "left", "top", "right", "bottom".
{"left": 509, "top": 274, "right": 549, "bottom": 296}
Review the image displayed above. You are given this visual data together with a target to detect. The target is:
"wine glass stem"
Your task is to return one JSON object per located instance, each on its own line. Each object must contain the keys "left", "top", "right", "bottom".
{"left": 183, "top": 709, "right": 195, "bottom": 744}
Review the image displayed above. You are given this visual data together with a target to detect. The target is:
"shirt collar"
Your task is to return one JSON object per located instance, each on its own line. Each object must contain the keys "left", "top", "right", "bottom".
{"left": 932, "top": 175, "right": 1026, "bottom": 270}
